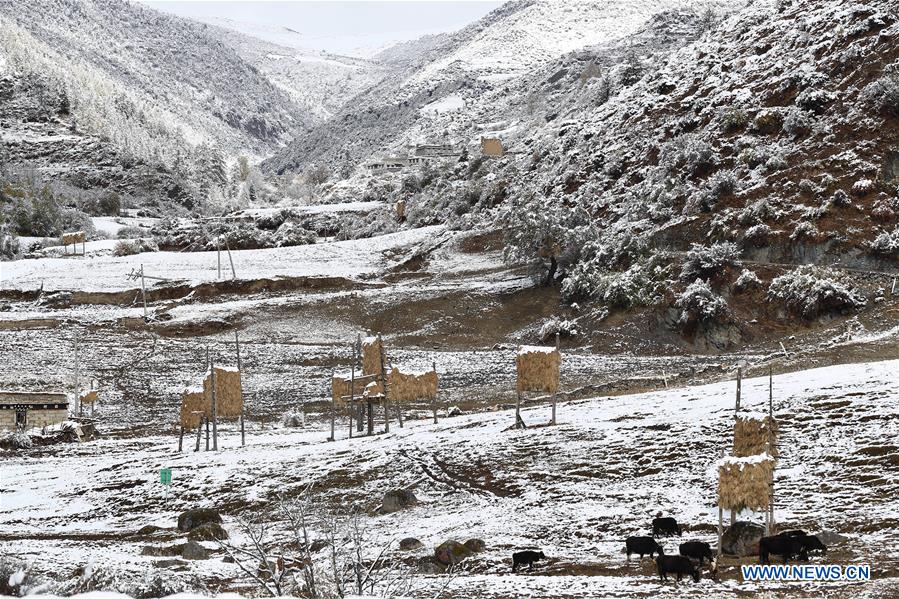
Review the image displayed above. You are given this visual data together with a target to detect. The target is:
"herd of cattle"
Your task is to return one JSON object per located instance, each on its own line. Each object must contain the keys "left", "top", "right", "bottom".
{"left": 513, "top": 516, "right": 829, "bottom": 583}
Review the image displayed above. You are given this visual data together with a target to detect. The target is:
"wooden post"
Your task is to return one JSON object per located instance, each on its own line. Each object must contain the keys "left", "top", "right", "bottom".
{"left": 178, "top": 425, "right": 184, "bottom": 452}
{"left": 217, "top": 240, "right": 222, "bottom": 280}
{"left": 735, "top": 367, "right": 742, "bottom": 416}
{"left": 718, "top": 505, "right": 723, "bottom": 557}
{"left": 551, "top": 333, "right": 559, "bottom": 426}
{"left": 329, "top": 368, "right": 336, "bottom": 442}
{"left": 204, "top": 417, "right": 210, "bottom": 451}
{"left": 74, "top": 329, "right": 81, "bottom": 417}
{"left": 349, "top": 356, "right": 356, "bottom": 439}
{"left": 768, "top": 367, "right": 773, "bottom": 418}
{"left": 225, "top": 238, "right": 237, "bottom": 280}
{"left": 195, "top": 418, "right": 202, "bottom": 451}
{"left": 515, "top": 391, "right": 526, "bottom": 429}
{"left": 432, "top": 361, "right": 438, "bottom": 425}
{"left": 211, "top": 356, "right": 218, "bottom": 451}
{"left": 379, "top": 334, "right": 390, "bottom": 433}
{"left": 367, "top": 400, "right": 374, "bottom": 436}
{"left": 236, "top": 331, "right": 244, "bottom": 447}
{"left": 140, "top": 264, "right": 148, "bottom": 318}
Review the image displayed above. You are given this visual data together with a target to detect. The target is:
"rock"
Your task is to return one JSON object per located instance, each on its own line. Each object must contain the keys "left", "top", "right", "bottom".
{"left": 399, "top": 537, "right": 424, "bottom": 551}
{"left": 141, "top": 544, "right": 183, "bottom": 557}
{"left": 153, "top": 559, "right": 185, "bottom": 569}
{"left": 222, "top": 555, "right": 235, "bottom": 563}
{"left": 181, "top": 540, "right": 209, "bottom": 560}
{"left": 187, "top": 522, "right": 228, "bottom": 541}
{"left": 177, "top": 508, "right": 222, "bottom": 533}
{"left": 446, "top": 406, "right": 463, "bottom": 417}
{"left": 380, "top": 489, "right": 417, "bottom": 514}
{"left": 463, "top": 538, "right": 486, "bottom": 553}
{"left": 309, "top": 539, "right": 329, "bottom": 553}
{"left": 434, "top": 540, "right": 473, "bottom": 566}
{"left": 722, "top": 521, "right": 765, "bottom": 556}
{"left": 816, "top": 530, "right": 848, "bottom": 545}
{"left": 135, "top": 524, "right": 164, "bottom": 537}
{"left": 416, "top": 556, "right": 448, "bottom": 574}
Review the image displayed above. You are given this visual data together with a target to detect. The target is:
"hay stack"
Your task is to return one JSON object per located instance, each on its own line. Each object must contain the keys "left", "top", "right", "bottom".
{"left": 362, "top": 336, "right": 384, "bottom": 376}
{"left": 363, "top": 380, "right": 383, "bottom": 399}
{"left": 516, "top": 345, "right": 560, "bottom": 393}
{"left": 62, "top": 231, "right": 86, "bottom": 245}
{"left": 388, "top": 367, "right": 438, "bottom": 403}
{"left": 79, "top": 389, "right": 98, "bottom": 404}
{"left": 718, "top": 453, "right": 775, "bottom": 512}
{"left": 180, "top": 387, "right": 210, "bottom": 428}
{"left": 331, "top": 373, "right": 370, "bottom": 405}
{"left": 733, "top": 414, "right": 778, "bottom": 457}
{"left": 203, "top": 367, "right": 242, "bottom": 419}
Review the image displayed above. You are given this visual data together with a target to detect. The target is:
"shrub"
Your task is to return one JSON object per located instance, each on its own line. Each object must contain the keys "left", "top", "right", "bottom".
{"left": 113, "top": 240, "right": 140, "bottom": 257}
{"left": 707, "top": 169, "right": 737, "bottom": 199}
{"left": 790, "top": 221, "right": 819, "bottom": 241}
{"left": 659, "top": 134, "right": 715, "bottom": 177}
{"left": 733, "top": 269, "right": 762, "bottom": 293}
{"left": 832, "top": 189, "right": 851, "bottom": 206}
{"left": 860, "top": 64, "right": 899, "bottom": 118}
{"left": 0, "top": 225, "right": 19, "bottom": 260}
{"left": 538, "top": 317, "right": 578, "bottom": 342}
{"left": 675, "top": 279, "right": 730, "bottom": 328}
{"left": 0, "top": 431, "right": 32, "bottom": 450}
{"left": 562, "top": 258, "right": 663, "bottom": 308}
{"left": 764, "top": 154, "right": 789, "bottom": 173}
{"left": 720, "top": 108, "right": 749, "bottom": 133}
{"left": 767, "top": 265, "right": 866, "bottom": 319}
{"left": 738, "top": 198, "right": 777, "bottom": 226}
{"left": 870, "top": 228, "right": 899, "bottom": 256}
{"left": 852, "top": 179, "right": 874, "bottom": 197}
{"left": 282, "top": 410, "right": 305, "bottom": 428}
{"left": 752, "top": 109, "right": 783, "bottom": 135}
{"left": 116, "top": 226, "right": 147, "bottom": 239}
{"left": 273, "top": 221, "right": 316, "bottom": 248}
{"left": 744, "top": 223, "right": 772, "bottom": 246}
{"left": 782, "top": 107, "right": 814, "bottom": 139}
{"left": 680, "top": 241, "right": 740, "bottom": 282}
{"left": 795, "top": 87, "right": 834, "bottom": 113}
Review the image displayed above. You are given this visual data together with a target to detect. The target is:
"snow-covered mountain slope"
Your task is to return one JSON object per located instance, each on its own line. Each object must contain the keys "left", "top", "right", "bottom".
{"left": 0, "top": 0, "right": 306, "bottom": 167}
{"left": 200, "top": 23, "right": 390, "bottom": 123}
{"left": 263, "top": 0, "right": 739, "bottom": 175}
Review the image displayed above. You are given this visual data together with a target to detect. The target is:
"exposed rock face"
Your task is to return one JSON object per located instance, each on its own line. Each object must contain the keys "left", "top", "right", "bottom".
{"left": 181, "top": 540, "right": 209, "bottom": 560}
{"left": 177, "top": 508, "right": 222, "bottom": 533}
{"left": 187, "top": 521, "right": 228, "bottom": 541}
{"left": 380, "top": 489, "right": 417, "bottom": 514}
{"left": 464, "top": 538, "right": 486, "bottom": 553}
{"left": 722, "top": 521, "right": 765, "bottom": 556}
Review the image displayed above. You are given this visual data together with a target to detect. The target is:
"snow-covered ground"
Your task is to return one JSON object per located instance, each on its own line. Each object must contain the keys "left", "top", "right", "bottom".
{"left": 3, "top": 360, "right": 897, "bottom": 596}
{"left": 0, "top": 226, "right": 444, "bottom": 292}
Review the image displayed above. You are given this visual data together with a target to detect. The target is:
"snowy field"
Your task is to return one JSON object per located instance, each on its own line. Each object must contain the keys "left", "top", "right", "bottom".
{"left": 2, "top": 361, "right": 897, "bottom": 597}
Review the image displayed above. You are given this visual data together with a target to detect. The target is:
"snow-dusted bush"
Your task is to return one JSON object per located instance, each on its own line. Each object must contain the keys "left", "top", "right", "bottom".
{"left": 563, "top": 259, "right": 664, "bottom": 309}
{"left": 782, "top": 107, "right": 814, "bottom": 139}
{"left": 734, "top": 269, "right": 763, "bottom": 293}
{"left": 870, "top": 228, "right": 899, "bottom": 256}
{"left": 790, "top": 220, "right": 819, "bottom": 241}
{"left": 852, "top": 179, "right": 874, "bottom": 197}
{"left": 795, "top": 87, "right": 834, "bottom": 113}
{"left": 752, "top": 109, "right": 783, "bottom": 135}
{"left": 0, "top": 558, "right": 38, "bottom": 595}
{"left": 538, "top": 317, "right": 578, "bottom": 342}
{"left": 707, "top": 169, "right": 737, "bottom": 199}
{"left": 116, "top": 225, "right": 148, "bottom": 239}
{"left": 767, "top": 265, "right": 866, "bottom": 319}
{"left": 282, "top": 409, "right": 305, "bottom": 428}
{"left": 744, "top": 223, "right": 772, "bottom": 246}
{"left": 860, "top": 64, "right": 899, "bottom": 118}
{"left": 658, "top": 134, "right": 715, "bottom": 177}
{"left": 0, "top": 431, "right": 32, "bottom": 450}
{"left": 675, "top": 279, "right": 730, "bottom": 328}
{"left": 832, "top": 189, "right": 851, "bottom": 207}
{"left": 0, "top": 226, "right": 19, "bottom": 260}
{"left": 113, "top": 240, "right": 140, "bottom": 257}
{"left": 720, "top": 108, "right": 748, "bottom": 133}
{"left": 738, "top": 198, "right": 777, "bottom": 226}
{"left": 680, "top": 242, "right": 740, "bottom": 282}
{"left": 56, "top": 563, "right": 203, "bottom": 598}
{"left": 273, "top": 221, "right": 316, "bottom": 248}
{"left": 764, "top": 153, "right": 789, "bottom": 173}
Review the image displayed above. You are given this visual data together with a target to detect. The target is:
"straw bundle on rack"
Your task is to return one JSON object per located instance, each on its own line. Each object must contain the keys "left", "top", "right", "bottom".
{"left": 331, "top": 374, "right": 370, "bottom": 405}
{"left": 362, "top": 380, "right": 384, "bottom": 399}
{"left": 516, "top": 345, "right": 560, "bottom": 393}
{"left": 717, "top": 454, "right": 775, "bottom": 512}
{"left": 79, "top": 389, "right": 98, "bottom": 404}
{"left": 180, "top": 387, "right": 210, "bottom": 428}
{"left": 62, "top": 231, "right": 86, "bottom": 245}
{"left": 733, "top": 414, "right": 779, "bottom": 457}
{"left": 362, "top": 336, "right": 384, "bottom": 376}
{"left": 388, "top": 367, "right": 438, "bottom": 403}
{"left": 203, "top": 366, "right": 243, "bottom": 419}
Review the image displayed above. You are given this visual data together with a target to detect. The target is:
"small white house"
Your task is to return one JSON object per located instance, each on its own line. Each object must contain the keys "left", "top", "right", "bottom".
{"left": 0, "top": 391, "right": 69, "bottom": 431}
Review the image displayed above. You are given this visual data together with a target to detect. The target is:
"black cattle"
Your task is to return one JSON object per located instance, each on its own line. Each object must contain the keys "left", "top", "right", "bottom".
{"left": 679, "top": 541, "right": 714, "bottom": 565}
{"left": 625, "top": 536, "right": 664, "bottom": 559}
{"left": 656, "top": 555, "right": 700, "bottom": 582}
{"left": 778, "top": 529, "right": 808, "bottom": 537}
{"left": 512, "top": 550, "right": 545, "bottom": 573}
{"left": 797, "top": 535, "right": 827, "bottom": 556}
{"left": 759, "top": 535, "right": 808, "bottom": 564}
{"left": 652, "top": 517, "right": 682, "bottom": 537}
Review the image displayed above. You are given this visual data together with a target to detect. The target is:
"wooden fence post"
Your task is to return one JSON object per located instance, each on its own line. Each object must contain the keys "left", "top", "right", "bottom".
{"left": 329, "top": 368, "right": 335, "bottom": 442}
{"left": 349, "top": 358, "right": 356, "bottom": 439}
{"left": 236, "top": 331, "right": 245, "bottom": 447}
{"left": 211, "top": 356, "right": 218, "bottom": 451}
{"left": 432, "top": 361, "right": 438, "bottom": 425}
{"left": 379, "top": 334, "right": 389, "bottom": 433}
{"left": 551, "top": 333, "right": 559, "bottom": 426}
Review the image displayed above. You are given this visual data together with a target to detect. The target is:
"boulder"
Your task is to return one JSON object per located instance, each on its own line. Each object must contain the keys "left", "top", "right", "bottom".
{"left": 446, "top": 406, "right": 463, "bottom": 417}
{"left": 181, "top": 540, "right": 209, "bottom": 560}
{"left": 141, "top": 544, "right": 183, "bottom": 557}
{"left": 177, "top": 508, "right": 222, "bottom": 533}
{"left": 722, "top": 521, "right": 765, "bottom": 556}
{"left": 463, "top": 538, "right": 486, "bottom": 553}
{"left": 135, "top": 524, "right": 164, "bottom": 537}
{"left": 399, "top": 537, "right": 424, "bottom": 551}
{"left": 187, "top": 522, "right": 228, "bottom": 541}
{"left": 417, "top": 556, "right": 448, "bottom": 574}
{"left": 434, "top": 540, "right": 473, "bottom": 566}
{"left": 380, "top": 489, "right": 417, "bottom": 514}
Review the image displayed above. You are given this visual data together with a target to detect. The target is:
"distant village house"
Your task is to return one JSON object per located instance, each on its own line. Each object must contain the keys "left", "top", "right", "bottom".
{"left": 0, "top": 391, "right": 69, "bottom": 431}
{"left": 481, "top": 137, "right": 505, "bottom": 157}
